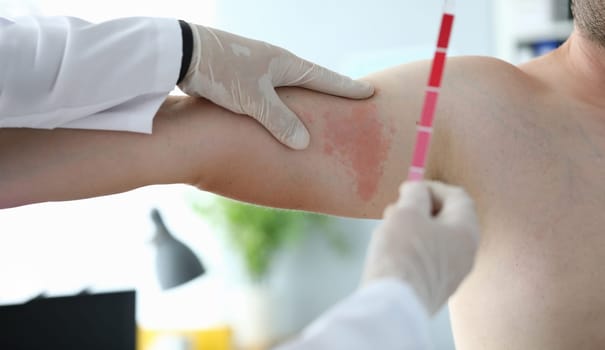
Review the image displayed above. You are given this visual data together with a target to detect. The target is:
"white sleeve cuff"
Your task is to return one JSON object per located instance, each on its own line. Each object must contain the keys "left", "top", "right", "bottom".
{"left": 59, "top": 17, "right": 182, "bottom": 133}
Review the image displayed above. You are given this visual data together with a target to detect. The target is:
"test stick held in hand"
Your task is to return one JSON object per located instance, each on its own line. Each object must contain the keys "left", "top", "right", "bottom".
{"left": 408, "top": 1, "right": 455, "bottom": 181}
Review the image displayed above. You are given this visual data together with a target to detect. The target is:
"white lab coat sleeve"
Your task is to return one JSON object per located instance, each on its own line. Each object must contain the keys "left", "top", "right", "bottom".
{"left": 274, "top": 278, "right": 433, "bottom": 350}
{"left": 0, "top": 16, "right": 181, "bottom": 133}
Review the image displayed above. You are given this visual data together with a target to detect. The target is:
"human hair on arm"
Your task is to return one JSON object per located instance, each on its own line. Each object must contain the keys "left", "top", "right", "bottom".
{"left": 0, "top": 59, "right": 463, "bottom": 218}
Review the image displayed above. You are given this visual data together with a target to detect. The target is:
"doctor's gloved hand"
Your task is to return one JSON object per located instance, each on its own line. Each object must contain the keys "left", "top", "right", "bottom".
{"left": 362, "top": 181, "right": 480, "bottom": 315}
{"left": 177, "top": 24, "right": 374, "bottom": 150}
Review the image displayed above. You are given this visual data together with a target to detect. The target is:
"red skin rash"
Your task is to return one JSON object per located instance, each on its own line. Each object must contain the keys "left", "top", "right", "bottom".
{"left": 321, "top": 102, "right": 392, "bottom": 201}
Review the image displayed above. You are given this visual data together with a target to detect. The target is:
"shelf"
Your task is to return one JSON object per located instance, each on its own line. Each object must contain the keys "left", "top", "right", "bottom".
{"left": 514, "top": 20, "right": 574, "bottom": 46}
{"left": 493, "top": 0, "right": 573, "bottom": 63}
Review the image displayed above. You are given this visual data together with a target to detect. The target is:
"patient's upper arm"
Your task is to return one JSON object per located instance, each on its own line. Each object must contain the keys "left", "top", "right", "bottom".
{"left": 193, "top": 60, "right": 452, "bottom": 218}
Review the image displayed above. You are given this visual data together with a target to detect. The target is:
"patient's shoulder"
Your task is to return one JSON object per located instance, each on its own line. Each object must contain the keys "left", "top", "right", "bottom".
{"left": 445, "top": 56, "right": 532, "bottom": 89}
{"left": 414, "top": 56, "right": 534, "bottom": 181}
{"left": 448, "top": 55, "right": 519, "bottom": 70}
{"left": 368, "top": 55, "right": 533, "bottom": 103}
{"left": 440, "top": 56, "right": 542, "bottom": 118}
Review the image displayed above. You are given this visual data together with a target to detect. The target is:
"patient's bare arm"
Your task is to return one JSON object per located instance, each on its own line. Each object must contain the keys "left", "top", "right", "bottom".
{"left": 0, "top": 60, "right": 456, "bottom": 218}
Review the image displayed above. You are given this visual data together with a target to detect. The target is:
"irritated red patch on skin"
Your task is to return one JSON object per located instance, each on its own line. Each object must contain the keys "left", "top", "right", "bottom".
{"left": 322, "top": 102, "right": 391, "bottom": 201}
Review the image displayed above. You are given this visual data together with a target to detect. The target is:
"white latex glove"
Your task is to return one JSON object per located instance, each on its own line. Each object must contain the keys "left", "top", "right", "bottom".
{"left": 177, "top": 24, "right": 374, "bottom": 150}
{"left": 363, "top": 181, "right": 480, "bottom": 315}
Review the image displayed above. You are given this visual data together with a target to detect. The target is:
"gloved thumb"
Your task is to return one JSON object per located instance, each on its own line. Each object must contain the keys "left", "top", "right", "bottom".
{"left": 258, "top": 91, "right": 310, "bottom": 150}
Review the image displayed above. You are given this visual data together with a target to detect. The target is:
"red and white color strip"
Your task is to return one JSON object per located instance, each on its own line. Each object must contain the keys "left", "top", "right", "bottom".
{"left": 407, "top": 2, "right": 455, "bottom": 181}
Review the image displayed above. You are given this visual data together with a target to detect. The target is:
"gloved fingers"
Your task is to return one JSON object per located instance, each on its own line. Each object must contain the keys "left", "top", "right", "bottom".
{"left": 258, "top": 91, "right": 311, "bottom": 150}
{"left": 277, "top": 54, "right": 374, "bottom": 99}
{"left": 396, "top": 181, "right": 432, "bottom": 216}
{"left": 430, "top": 182, "right": 480, "bottom": 278}
{"left": 427, "top": 181, "right": 479, "bottom": 236}
{"left": 425, "top": 181, "right": 458, "bottom": 212}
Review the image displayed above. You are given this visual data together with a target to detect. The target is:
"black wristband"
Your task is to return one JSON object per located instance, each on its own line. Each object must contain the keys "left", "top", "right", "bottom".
{"left": 177, "top": 20, "right": 194, "bottom": 85}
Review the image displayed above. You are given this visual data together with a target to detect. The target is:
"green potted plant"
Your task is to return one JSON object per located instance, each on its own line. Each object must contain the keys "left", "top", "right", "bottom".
{"left": 191, "top": 194, "right": 345, "bottom": 282}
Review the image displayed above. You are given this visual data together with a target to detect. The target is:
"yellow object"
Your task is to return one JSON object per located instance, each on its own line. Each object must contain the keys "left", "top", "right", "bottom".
{"left": 138, "top": 325, "right": 232, "bottom": 350}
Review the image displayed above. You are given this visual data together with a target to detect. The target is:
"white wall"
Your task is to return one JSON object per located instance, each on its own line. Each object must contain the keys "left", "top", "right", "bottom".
{"left": 214, "top": 0, "right": 493, "bottom": 77}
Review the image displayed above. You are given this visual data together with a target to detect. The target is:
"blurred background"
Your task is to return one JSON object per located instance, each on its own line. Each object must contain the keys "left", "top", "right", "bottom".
{"left": 0, "top": 0, "right": 572, "bottom": 349}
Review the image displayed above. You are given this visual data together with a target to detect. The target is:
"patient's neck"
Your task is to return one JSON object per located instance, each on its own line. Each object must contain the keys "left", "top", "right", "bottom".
{"left": 552, "top": 29, "right": 605, "bottom": 108}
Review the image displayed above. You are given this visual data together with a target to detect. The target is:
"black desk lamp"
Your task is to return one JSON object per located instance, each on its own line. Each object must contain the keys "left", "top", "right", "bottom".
{"left": 150, "top": 208, "right": 205, "bottom": 290}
